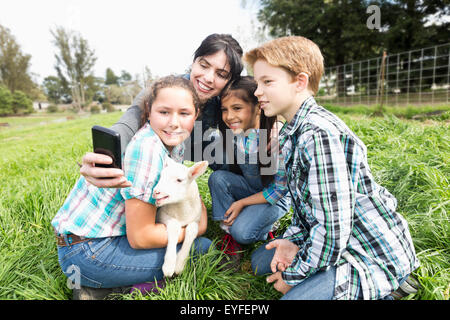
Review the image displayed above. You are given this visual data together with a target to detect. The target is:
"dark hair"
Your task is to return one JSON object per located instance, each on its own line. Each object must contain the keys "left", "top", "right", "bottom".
{"left": 219, "top": 76, "right": 277, "bottom": 186}
{"left": 194, "top": 33, "right": 243, "bottom": 83}
{"left": 221, "top": 75, "right": 259, "bottom": 107}
{"left": 140, "top": 75, "right": 200, "bottom": 127}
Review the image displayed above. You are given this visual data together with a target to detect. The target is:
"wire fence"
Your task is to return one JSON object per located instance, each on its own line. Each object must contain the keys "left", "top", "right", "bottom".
{"left": 316, "top": 43, "right": 450, "bottom": 106}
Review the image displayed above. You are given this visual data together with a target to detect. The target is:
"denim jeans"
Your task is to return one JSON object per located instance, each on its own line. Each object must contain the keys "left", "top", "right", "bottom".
{"left": 57, "top": 235, "right": 212, "bottom": 288}
{"left": 208, "top": 170, "right": 290, "bottom": 245}
{"left": 251, "top": 239, "right": 410, "bottom": 300}
{"left": 251, "top": 241, "right": 336, "bottom": 300}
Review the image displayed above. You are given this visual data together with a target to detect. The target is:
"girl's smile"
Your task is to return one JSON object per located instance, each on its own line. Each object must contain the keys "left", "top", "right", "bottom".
{"left": 221, "top": 92, "right": 259, "bottom": 134}
{"left": 148, "top": 87, "right": 197, "bottom": 151}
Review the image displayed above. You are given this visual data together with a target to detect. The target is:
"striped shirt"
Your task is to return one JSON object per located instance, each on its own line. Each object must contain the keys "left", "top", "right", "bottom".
{"left": 51, "top": 122, "right": 184, "bottom": 238}
{"left": 279, "top": 96, "right": 419, "bottom": 300}
{"left": 234, "top": 126, "right": 288, "bottom": 204}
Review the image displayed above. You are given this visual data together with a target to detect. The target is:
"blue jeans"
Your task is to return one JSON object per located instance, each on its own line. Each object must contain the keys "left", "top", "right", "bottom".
{"left": 251, "top": 242, "right": 336, "bottom": 300}
{"left": 208, "top": 170, "right": 290, "bottom": 245}
{"left": 251, "top": 240, "right": 410, "bottom": 300}
{"left": 57, "top": 235, "right": 212, "bottom": 288}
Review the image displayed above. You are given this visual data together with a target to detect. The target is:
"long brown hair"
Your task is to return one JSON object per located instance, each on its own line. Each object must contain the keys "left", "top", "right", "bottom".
{"left": 219, "top": 76, "right": 276, "bottom": 186}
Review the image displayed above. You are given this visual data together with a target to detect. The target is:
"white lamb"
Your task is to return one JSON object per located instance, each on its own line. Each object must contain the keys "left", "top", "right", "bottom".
{"left": 152, "top": 158, "right": 209, "bottom": 278}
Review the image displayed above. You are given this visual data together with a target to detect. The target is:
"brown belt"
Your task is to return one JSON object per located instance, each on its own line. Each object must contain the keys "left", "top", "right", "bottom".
{"left": 56, "top": 233, "right": 93, "bottom": 247}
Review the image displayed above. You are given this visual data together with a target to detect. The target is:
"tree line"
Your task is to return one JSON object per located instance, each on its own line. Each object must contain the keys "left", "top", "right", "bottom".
{"left": 256, "top": 0, "right": 449, "bottom": 67}
{"left": 0, "top": 24, "right": 147, "bottom": 116}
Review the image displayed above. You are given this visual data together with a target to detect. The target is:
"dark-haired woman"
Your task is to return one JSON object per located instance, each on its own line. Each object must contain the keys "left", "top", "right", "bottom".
{"left": 80, "top": 33, "right": 244, "bottom": 188}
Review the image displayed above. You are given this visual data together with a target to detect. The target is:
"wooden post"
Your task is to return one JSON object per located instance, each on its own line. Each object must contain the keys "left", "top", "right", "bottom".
{"left": 377, "top": 51, "right": 387, "bottom": 114}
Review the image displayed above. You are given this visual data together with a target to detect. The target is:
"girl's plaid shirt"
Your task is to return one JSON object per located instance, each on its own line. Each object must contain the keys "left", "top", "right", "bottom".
{"left": 278, "top": 96, "right": 419, "bottom": 300}
{"left": 52, "top": 122, "right": 184, "bottom": 238}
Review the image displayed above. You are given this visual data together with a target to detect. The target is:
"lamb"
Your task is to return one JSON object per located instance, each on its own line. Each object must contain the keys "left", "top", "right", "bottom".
{"left": 152, "top": 157, "right": 209, "bottom": 278}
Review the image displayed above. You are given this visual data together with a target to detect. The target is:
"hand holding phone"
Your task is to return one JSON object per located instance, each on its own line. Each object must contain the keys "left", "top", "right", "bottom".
{"left": 79, "top": 152, "right": 132, "bottom": 188}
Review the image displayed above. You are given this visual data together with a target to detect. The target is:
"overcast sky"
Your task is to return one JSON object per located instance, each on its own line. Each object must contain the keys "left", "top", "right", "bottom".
{"left": 0, "top": 0, "right": 263, "bottom": 83}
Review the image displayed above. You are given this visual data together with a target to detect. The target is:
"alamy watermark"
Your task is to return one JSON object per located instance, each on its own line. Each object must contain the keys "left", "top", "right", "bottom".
{"left": 183, "top": 121, "right": 280, "bottom": 176}
{"left": 367, "top": 5, "right": 381, "bottom": 30}
{"left": 66, "top": 264, "right": 81, "bottom": 289}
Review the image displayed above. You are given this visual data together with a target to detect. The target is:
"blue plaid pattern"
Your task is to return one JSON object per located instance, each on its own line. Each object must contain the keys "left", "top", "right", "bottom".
{"left": 278, "top": 96, "right": 419, "bottom": 300}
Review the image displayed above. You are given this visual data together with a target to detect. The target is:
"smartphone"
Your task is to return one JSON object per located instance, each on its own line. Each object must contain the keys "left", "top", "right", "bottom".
{"left": 91, "top": 125, "right": 122, "bottom": 169}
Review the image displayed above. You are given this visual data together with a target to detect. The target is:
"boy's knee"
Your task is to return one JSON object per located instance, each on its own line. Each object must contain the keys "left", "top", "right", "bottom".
{"left": 207, "top": 170, "right": 229, "bottom": 190}
{"left": 251, "top": 250, "right": 268, "bottom": 276}
{"left": 251, "top": 244, "right": 276, "bottom": 276}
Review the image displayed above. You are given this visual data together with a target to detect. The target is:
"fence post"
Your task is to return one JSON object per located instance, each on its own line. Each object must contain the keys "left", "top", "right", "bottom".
{"left": 432, "top": 45, "right": 437, "bottom": 104}
{"left": 377, "top": 51, "right": 387, "bottom": 114}
{"left": 419, "top": 48, "right": 424, "bottom": 105}
{"left": 407, "top": 50, "right": 411, "bottom": 105}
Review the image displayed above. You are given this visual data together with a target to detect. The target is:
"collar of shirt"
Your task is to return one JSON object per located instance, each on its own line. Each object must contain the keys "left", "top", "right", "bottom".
{"left": 279, "top": 95, "right": 317, "bottom": 138}
{"left": 279, "top": 95, "right": 317, "bottom": 162}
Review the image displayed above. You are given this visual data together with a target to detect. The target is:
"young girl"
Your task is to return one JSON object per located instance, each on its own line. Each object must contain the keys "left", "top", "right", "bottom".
{"left": 51, "top": 76, "right": 211, "bottom": 299}
{"left": 208, "top": 76, "right": 291, "bottom": 261}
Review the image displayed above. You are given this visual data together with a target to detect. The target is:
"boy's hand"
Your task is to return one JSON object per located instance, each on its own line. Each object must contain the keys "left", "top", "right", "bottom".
{"left": 266, "top": 239, "right": 300, "bottom": 273}
{"left": 223, "top": 200, "right": 245, "bottom": 226}
{"left": 80, "top": 152, "right": 132, "bottom": 188}
{"left": 266, "top": 271, "right": 292, "bottom": 295}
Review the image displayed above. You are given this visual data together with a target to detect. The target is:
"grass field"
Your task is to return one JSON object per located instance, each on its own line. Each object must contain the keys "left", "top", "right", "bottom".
{"left": 0, "top": 107, "right": 448, "bottom": 300}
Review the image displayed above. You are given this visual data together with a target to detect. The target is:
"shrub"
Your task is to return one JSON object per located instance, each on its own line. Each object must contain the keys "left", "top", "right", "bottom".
{"left": 0, "top": 86, "right": 13, "bottom": 116}
{"left": 102, "top": 102, "right": 115, "bottom": 112}
{"left": 46, "top": 104, "right": 59, "bottom": 113}
{"left": 90, "top": 104, "right": 101, "bottom": 114}
{"left": 12, "top": 90, "right": 33, "bottom": 115}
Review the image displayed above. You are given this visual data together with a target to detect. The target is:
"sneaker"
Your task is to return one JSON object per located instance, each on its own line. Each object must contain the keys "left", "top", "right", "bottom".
{"left": 268, "top": 220, "right": 280, "bottom": 239}
{"left": 130, "top": 279, "right": 166, "bottom": 296}
{"left": 217, "top": 233, "right": 243, "bottom": 271}
{"left": 390, "top": 275, "right": 420, "bottom": 300}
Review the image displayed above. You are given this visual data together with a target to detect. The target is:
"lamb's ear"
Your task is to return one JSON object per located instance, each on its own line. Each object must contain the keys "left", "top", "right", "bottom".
{"left": 188, "top": 161, "right": 209, "bottom": 180}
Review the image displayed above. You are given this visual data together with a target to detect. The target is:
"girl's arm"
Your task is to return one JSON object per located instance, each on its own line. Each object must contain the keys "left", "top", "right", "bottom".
{"left": 125, "top": 196, "right": 208, "bottom": 249}
{"left": 125, "top": 198, "right": 184, "bottom": 249}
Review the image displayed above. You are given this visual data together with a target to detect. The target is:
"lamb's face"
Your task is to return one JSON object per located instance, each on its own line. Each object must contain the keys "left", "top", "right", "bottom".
{"left": 153, "top": 161, "right": 190, "bottom": 207}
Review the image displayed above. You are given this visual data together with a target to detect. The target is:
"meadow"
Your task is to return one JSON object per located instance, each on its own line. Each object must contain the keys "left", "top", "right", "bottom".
{"left": 0, "top": 107, "right": 448, "bottom": 300}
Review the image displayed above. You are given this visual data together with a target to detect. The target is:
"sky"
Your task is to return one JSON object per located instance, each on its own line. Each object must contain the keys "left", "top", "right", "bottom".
{"left": 0, "top": 0, "right": 264, "bottom": 84}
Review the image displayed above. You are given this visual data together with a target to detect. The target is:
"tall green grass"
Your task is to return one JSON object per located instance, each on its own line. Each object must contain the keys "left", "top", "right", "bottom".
{"left": 0, "top": 110, "right": 448, "bottom": 300}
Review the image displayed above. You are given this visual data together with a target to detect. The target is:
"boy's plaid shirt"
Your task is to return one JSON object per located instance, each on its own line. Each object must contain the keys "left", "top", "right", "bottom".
{"left": 278, "top": 96, "right": 419, "bottom": 300}
{"left": 52, "top": 122, "right": 184, "bottom": 238}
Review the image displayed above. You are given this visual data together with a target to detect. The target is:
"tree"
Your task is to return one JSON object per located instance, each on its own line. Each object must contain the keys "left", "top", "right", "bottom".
{"left": 118, "top": 70, "right": 132, "bottom": 86}
{"left": 381, "top": 0, "right": 450, "bottom": 53}
{"left": 51, "top": 26, "right": 97, "bottom": 110}
{"left": 0, "top": 24, "right": 36, "bottom": 95}
{"left": 257, "top": 0, "right": 384, "bottom": 67}
{"left": 84, "top": 75, "right": 103, "bottom": 103}
{"left": 256, "top": 0, "right": 449, "bottom": 96}
{"left": 43, "top": 76, "right": 69, "bottom": 103}
{"left": 105, "top": 68, "right": 119, "bottom": 85}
